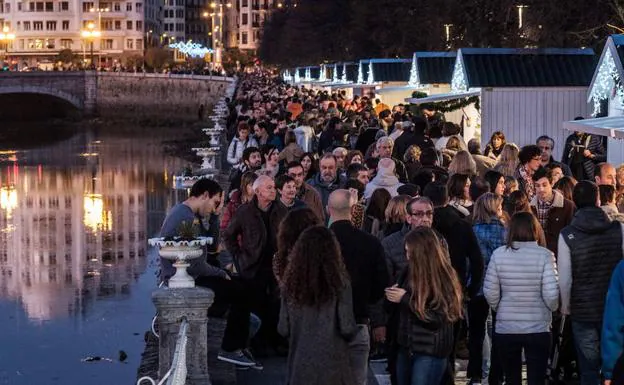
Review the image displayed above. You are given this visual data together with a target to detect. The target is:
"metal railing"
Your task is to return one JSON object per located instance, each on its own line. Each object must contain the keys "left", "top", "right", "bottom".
{"left": 137, "top": 317, "right": 189, "bottom": 385}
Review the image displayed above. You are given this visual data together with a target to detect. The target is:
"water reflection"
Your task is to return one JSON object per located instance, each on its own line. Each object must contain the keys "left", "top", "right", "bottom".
{"left": 0, "top": 131, "right": 184, "bottom": 322}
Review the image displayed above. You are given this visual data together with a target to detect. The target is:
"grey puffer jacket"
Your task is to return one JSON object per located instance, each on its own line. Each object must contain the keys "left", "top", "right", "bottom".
{"left": 484, "top": 241, "right": 559, "bottom": 334}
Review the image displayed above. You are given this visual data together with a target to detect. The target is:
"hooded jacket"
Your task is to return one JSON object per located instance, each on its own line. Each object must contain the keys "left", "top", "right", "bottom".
{"left": 226, "top": 136, "right": 258, "bottom": 167}
{"left": 307, "top": 173, "right": 345, "bottom": 218}
{"left": 364, "top": 164, "right": 403, "bottom": 199}
{"left": 558, "top": 207, "right": 624, "bottom": 321}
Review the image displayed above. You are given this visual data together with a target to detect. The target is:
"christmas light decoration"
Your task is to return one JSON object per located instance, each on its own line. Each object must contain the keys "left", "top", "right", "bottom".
{"left": 357, "top": 62, "right": 364, "bottom": 84}
{"left": 168, "top": 41, "right": 213, "bottom": 58}
{"left": 588, "top": 49, "right": 624, "bottom": 116}
{"left": 341, "top": 64, "right": 348, "bottom": 83}
{"left": 366, "top": 61, "right": 375, "bottom": 84}
{"left": 451, "top": 54, "right": 468, "bottom": 92}
{"left": 332, "top": 64, "right": 339, "bottom": 83}
{"left": 319, "top": 65, "right": 327, "bottom": 82}
{"left": 282, "top": 70, "right": 292, "bottom": 82}
{"left": 304, "top": 67, "right": 312, "bottom": 82}
{"left": 294, "top": 69, "right": 301, "bottom": 83}
{"left": 408, "top": 53, "right": 420, "bottom": 87}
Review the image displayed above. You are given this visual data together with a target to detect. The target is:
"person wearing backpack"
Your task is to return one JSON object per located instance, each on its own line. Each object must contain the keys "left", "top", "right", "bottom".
{"left": 227, "top": 122, "right": 259, "bottom": 170}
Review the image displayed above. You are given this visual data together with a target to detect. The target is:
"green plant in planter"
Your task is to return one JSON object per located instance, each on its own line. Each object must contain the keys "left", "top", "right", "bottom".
{"left": 163, "top": 221, "right": 199, "bottom": 242}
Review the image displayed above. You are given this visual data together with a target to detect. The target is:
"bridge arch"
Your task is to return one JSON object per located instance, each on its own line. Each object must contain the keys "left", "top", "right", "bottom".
{"left": 0, "top": 85, "right": 83, "bottom": 109}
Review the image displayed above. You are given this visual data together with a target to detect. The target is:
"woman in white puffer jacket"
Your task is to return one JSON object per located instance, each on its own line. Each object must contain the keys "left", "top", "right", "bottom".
{"left": 227, "top": 122, "right": 258, "bottom": 169}
{"left": 484, "top": 211, "right": 559, "bottom": 385}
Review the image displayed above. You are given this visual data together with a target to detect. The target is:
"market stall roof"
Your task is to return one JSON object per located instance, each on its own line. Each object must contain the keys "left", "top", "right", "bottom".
{"left": 405, "top": 90, "right": 480, "bottom": 104}
{"left": 587, "top": 35, "right": 624, "bottom": 114}
{"left": 366, "top": 58, "right": 411, "bottom": 84}
{"left": 563, "top": 116, "right": 624, "bottom": 140}
{"left": 452, "top": 48, "right": 596, "bottom": 91}
{"left": 323, "top": 62, "right": 359, "bottom": 87}
{"left": 409, "top": 52, "right": 457, "bottom": 86}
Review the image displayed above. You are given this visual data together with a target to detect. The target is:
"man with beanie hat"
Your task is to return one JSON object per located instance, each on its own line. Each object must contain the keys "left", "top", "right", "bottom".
{"left": 364, "top": 158, "right": 403, "bottom": 199}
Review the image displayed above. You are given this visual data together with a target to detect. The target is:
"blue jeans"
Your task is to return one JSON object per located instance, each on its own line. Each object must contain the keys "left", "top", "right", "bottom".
{"left": 396, "top": 348, "right": 447, "bottom": 385}
{"left": 571, "top": 320, "right": 602, "bottom": 385}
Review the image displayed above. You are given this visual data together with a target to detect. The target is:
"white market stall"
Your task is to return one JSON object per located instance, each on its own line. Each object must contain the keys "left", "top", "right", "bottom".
{"left": 563, "top": 35, "right": 624, "bottom": 165}
{"left": 376, "top": 52, "right": 456, "bottom": 107}
{"left": 406, "top": 48, "right": 596, "bottom": 157}
{"left": 323, "top": 62, "right": 360, "bottom": 99}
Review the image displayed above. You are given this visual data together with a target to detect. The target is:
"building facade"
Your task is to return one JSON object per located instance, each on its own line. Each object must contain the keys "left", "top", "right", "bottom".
{"left": 228, "top": 0, "right": 278, "bottom": 52}
{"left": 0, "top": 0, "right": 145, "bottom": 68}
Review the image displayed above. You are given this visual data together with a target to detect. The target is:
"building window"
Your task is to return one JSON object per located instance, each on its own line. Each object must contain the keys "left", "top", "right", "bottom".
{"left": 175, "top": 22, "right": 182, "bottom": 31}
{"left": 60, "top": 39, "right": 72, "bottom": 49}
{"left": 241, "top": 31, "right": 247, "bottom": 44}
{"left": 126, "top": 2, "right": 131, "bottom": 10}
{"left": 33, "top": 21, "right": 43, "bottom": 30}
{"left": 60, "top": 1, "right": 68, "bottom": 10}
{"left": 62, "top": 20, "right": 69, "bottom": 30}
{"left": 36, "top": 2, "right": 43, "bottom": 11}
{"left": 136, "top": 20, "right": 142, "bottom": 30}
{"left": 46, "top": 38, "right": 54, "bottom": 48}
{"left": 18, "top": 39, "right": 24, "bottom": 49}
{"left": 126, "top": 20, "right": 132, "bottom": 29}
{"left": 242, "top": 12, "right": 247, "bottom": 25}
{"left": 175, "top": 8, "right": 182, "bottom": 17}
{"left": 242, "top": 0, "right": 247, "bottom": 6}
{"left": 17, "top": 2, "right": 22, "bottom": 10}
{"left": 23, "top": 21, "right": 30, "bottom": 30}
{"left": 135, "top": 2, "right": 141, "bottom": 12}
{"left": 82, "top": 2, "right": 93, "bottom": 12}
{"left": 114, "top": 20, "right": 121, "bottom": 29}
{"left": 45, "top": 1, "right": 52, "bottom": 11}
{"left": 126, "top": 39, "right": 133, "bottom": 49}
{"left": 113, "top": 2, "right": 120, "bottom": 10}
{"left": 163, "top": 23, "right": 168, "bottom": 31}
{"left": 103, "top": 20, "right": 112, "bottom": 30}
{"left": 4, "top": 3, "right": 8, "bottom": 12}
{"left": 45, "top": 20, "right": 56, "bottom": 30}
{"left": 136, "top": 38, "right": 142, "bottom": 48}
{"left": 102, "top": 39, "right": 113, "bottom": 49}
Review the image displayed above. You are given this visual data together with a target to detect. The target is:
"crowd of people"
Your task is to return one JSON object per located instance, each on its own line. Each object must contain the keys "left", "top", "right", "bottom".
{"left": 158, "top": 71, "right": 624, "bottom": 385}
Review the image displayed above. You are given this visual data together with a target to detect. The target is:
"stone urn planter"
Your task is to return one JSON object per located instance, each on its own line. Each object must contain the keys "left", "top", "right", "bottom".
{"left": 192, "top": 147, "right": 220, "bottom": 170}
{"left": 148, "top": 237, "right": 213, "bottom": 288}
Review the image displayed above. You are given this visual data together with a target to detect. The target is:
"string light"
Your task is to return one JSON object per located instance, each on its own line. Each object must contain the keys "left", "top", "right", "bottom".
{"left": 168, "top": 41, "right": 213, "bottom": 58}
{"left": 408, "top": 53, "right": 420, "bottom": 87}
{"left": 341, "top": 64, "right": 348, "bottom": 83}
{"left": 588, "top": 48, "right": 624, "bottom": 116}
{"left": 282, "top": 69, "right": 292, "bottom": 82}
{"left": 319, "top": 64, "right": 327, "bottom": 82}
{"left": 366, "top": 61, "right": 375, "bottom": 84}
{"left": 332, "top": 64, "right": 339, "bottom": 83}
{"left": 294, "top": 68, "right": 301, "bottom": 83}
{"left": 304, "top": 67, "right": 312, "bottom": 81}
{"left": 357, "top": 61, "right": 364, "bottom": 84}
{"left": 451, "top": 53, "right": 468, "bottom": 92}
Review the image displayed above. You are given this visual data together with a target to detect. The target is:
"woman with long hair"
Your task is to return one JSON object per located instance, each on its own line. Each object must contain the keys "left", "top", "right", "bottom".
{"left": 484, "top": 212, "right": 559, "bottom": 385}
{"left": 385, "top": 227, "right": 463, "bottom": 385}
{"left": 484, "top": 131, "right": 506, "bottom": 160}
{"left": 384, "top": 195, "right": 411, "bottom": 236}
{"left": 447, "top": 173, "right": 473, "bottom": 217}
{"left": 363, "top": 188, "right": 391, "bottom": 237}
{"left": 300, "top": 152, "right": 318, "bottom": 181}
{"left": 278, "top": 226, "right": 357, "bottom": 385}
{"left": 448, "top": 150, "right": 477, "bottom": 178}
{"left": 273, "top": 208, "right": 322, "bottom": 283}
{"left": 279, "top": 131, "right": 304, "bottom": 164}
{"left": 257, "top": 144, "right": 280, "bottom": 178}
{"left": 221, "top": 171, "right": 258, "bottom": 232}
{"left": 345, "top": 150, "right": 364, "bottom": 167}
{"left": 493, "top": 143, "right": 520, "bottom": 177}
{"left": 553, "top": 175, "right": 578, "bottom": 202}
{"left": 504, "top": 190, "right": 531, "bottom": 217}
{"left": 468, "top": 193, "right": 507, "bottom": 385}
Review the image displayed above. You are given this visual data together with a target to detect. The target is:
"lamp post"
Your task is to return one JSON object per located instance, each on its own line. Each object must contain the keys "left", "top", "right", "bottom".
{"left": 81, "top": 22, "right": 101, "bottom": 69}
{"left": 205, "top": 1, "right": 231, "bottom": 70}
{"left": 89, "top": 8, "right": 109, "bottom": 67}
{"left": 516, "top": 5, "right": 528, "bottom": 30}
{"left": 0, "top": 26, "right": 16, "bottom": 69}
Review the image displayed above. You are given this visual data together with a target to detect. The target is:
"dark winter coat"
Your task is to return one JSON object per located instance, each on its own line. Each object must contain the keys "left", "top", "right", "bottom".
{"left": 529, "top": 191, "right": 575, "bottom": 257}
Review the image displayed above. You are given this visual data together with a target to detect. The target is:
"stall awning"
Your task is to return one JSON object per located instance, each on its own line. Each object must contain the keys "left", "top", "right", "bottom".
{"left": 405, "top": 90, "right": 480, "bottom": 104}
{"left": 563, "top": 116, "right": 624, "bottom": 140}
{"left": 375, "top": 85, "right": 427, "bottom": 94}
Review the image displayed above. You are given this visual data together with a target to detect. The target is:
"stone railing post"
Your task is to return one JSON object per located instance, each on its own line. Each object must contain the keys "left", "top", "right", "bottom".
{"left": 152, "top": 287, "right": 214, "bottom": 385}
{"left": 84, "top": 70, "right": 97, "bottom": 116}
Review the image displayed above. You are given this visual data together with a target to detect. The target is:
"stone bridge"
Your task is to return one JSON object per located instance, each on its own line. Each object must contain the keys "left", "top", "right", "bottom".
{"left": 0, "top": 71, "right": 233, "bottom": 120}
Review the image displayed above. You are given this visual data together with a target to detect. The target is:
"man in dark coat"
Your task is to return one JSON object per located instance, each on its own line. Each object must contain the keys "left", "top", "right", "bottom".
{"left": 392, "top": 116, "right": 435, "bottom": 162}
{"left": 536, "top": 135, "right": 572, "bottom": 176}
{"left": 328, "top": 189, "right": 389, "bottom": 385}
{"left": 223, "top": 175, "right": 288, "bottom": 352}
{"left": 562, "top": 128, "right": 606, "bottom": 181}
{"left": 559, "top": 181, "right": 624, "bottom": 385}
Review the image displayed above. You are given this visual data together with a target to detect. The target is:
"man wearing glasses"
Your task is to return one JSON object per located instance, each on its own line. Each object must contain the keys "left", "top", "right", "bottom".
{"left": 536, "top": 135, "right": 572, "bottom": 177}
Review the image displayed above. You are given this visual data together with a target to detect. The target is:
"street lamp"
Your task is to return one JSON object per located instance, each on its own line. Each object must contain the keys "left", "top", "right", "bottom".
{"left": 0, "top": 26, "right": 16, "bottom": 68}
{"left": 516, "top": 5, "right": 528, "bottom": 30}
{"left": 81, "top": 22, "right": 101, "bottom": 69}
{"left": 205, "top": 1, "right": 231, "bottom": 69}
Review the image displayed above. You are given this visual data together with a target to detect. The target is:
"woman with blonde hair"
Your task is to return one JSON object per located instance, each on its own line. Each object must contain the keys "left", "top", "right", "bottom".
{"left": 467, "top": 192, "right": 506, "bottom": 385}
{"left": 385, "top": 227, "right": 463, "bottom": 385}
{"left": 448, "top": 150, "right": 477, "bottom": 178}
{"left": 484, "top": 212, "right": 558, "bottom": 385}
{"left": 493, "top": 143, "right": 520, "bottom": 177}
{"left": 384, "top": 194, "right": 411, "bottom": 236}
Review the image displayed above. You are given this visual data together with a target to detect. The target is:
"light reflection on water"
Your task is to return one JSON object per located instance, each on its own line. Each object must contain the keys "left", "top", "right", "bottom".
{"left": 0, "top": 128, "right": 188, "bottom": 385}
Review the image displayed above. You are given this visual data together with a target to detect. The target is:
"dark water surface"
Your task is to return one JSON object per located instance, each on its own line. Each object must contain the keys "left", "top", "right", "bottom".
{"left": 0, "top": 124, "right": 190, "bottom": 385}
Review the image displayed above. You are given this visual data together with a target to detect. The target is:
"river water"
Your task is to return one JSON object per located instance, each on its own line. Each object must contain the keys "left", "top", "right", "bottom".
{"left": 0, "top": 124, "right": 190, "bottom": 385}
